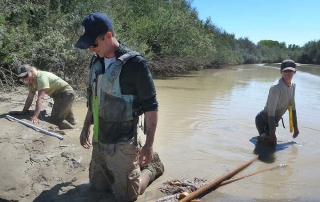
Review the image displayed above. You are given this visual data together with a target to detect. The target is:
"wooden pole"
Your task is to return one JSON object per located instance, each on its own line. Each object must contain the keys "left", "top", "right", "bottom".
{"left": 179, "top": 155, "right": 258, "bottom": 202}
{"left": 219, "top": 164, "right": 286, "bottom": 186}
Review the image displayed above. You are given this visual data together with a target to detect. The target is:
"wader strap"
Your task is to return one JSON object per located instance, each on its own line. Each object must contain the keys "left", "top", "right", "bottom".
{"left": 106, "top": 53, "right": 134, "bottom": 94}
{"left": 281, "top": 117, "right": 285, "bottom": 129}
{"left": 133, "top": 117, "right": 139, "bottom": 146}
{"left": 107, "top": 63, "right": 121, "bottom": 94}
{"left": 144, "top": 117, "right": 146, "bottom": 134}
{"left": 118, "top": 53, "right": 134, "bottom": 64}
{"left": 93, "top": 96, "right": 99, "bottom": 141}
{"left": 139, "top": 115, "right": 146, "bottom": 135}
{"left": 89, "top": 55, "right": 97, "bottom": 69}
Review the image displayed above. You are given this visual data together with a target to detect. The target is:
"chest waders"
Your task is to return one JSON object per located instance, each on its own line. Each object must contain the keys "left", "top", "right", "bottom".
{"left": 93, "top": 96, "right": 99, "bottom": 141}
{"left": 90, "top": 52, "right": 142, "bottom": 144}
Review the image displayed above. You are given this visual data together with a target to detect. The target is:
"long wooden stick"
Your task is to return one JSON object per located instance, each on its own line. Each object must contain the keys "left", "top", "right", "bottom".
{"left": 150, "top": 163, "right": 286, "bottom": 202}
{"left": 219, "top": 164, "right": 286, "bottom": 187}
{"left": 179, "top": 155, "right": 258, "bottom": 202}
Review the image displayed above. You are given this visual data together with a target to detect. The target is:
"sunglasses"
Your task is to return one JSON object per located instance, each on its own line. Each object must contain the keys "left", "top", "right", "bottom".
{"left": 91, "top": 35, "right": 104, "bottom": 48}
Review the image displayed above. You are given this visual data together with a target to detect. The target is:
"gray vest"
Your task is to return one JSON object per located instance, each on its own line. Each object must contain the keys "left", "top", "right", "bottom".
{"left": 88, "top": 51, "right": 140, "bottom": 141}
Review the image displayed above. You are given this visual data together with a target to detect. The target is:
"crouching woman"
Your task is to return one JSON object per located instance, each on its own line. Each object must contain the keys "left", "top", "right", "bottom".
{"left": 11, "top": 64, "right": 76, "bottom": 130}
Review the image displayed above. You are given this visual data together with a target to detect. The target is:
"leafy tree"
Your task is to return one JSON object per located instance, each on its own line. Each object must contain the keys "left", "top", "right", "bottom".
{"left": 299, "top": 40, "right": 320, "bottom": 64}
{"left": 288, "top": 44, "right": 300, "bottom": 51}
{"left": 258, "top": 40, "right": 286, "bottom": 49}
{"left": 1, "top": 0, "right": 319, "bottom": 90}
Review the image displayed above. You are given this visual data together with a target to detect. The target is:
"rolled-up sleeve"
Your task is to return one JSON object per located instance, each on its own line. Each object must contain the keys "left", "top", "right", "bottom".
{"left": 135, "top": 58, "right": 158, "bottom": 112}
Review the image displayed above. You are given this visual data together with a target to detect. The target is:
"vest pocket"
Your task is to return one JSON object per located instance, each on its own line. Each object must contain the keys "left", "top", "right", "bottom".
{"left": 101, "top": 93, "right": 127, "bottom": 121}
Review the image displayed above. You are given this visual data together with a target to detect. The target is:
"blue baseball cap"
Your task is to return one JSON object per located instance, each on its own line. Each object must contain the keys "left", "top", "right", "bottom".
{"left": 74, "top": 12, "right": 113, "bottom": 49}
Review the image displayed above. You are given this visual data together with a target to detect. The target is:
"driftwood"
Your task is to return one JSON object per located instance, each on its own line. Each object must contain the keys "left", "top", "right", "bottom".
{"left": 179, "top": 156, "right": 259, "bottom": 202}
{"left": 150, "top": 161, "right": 287, "bottom": 202}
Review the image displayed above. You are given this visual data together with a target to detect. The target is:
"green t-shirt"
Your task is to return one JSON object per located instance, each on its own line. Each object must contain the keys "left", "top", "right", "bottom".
{"left": 29, "top": 71, "right": 73, "bottom": 98}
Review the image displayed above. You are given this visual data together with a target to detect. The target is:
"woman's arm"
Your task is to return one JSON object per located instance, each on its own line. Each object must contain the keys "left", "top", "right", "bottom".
{"left": 31, "top": 89, "right": 46, "bottom": 123}
{"left": 22, "top": 91, "right": 35, "bottom": 113}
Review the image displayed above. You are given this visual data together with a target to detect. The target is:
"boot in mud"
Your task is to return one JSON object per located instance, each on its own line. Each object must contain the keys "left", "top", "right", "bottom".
{"left": 65, "top": 110, "right": 77, "bottom": 125}
{"left": 58, "top": 120, "right": 74, "bottom": 130}
{"left": 141, "top": 152, "right": 164, "bottom": 183}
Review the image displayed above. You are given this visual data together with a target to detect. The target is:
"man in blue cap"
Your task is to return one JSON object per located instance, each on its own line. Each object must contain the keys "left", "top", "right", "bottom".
{"left": 255, "top": 59, "right": 300, "bottom": 145}
{"left": 75, "top": 12, "right": 164, "bottom": 201}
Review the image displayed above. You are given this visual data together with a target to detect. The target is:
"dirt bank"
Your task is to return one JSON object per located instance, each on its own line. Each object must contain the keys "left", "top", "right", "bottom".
{"left": 0, "top": 87, "right": 117, "bottom": 202}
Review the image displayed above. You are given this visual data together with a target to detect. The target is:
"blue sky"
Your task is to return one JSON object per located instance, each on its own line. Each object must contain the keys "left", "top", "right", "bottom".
{"left": 191, "top": 0, "right": 320, "bottom": 46}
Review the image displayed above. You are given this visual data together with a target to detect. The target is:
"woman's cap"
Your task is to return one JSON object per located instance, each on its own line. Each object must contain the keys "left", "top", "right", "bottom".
{"left": 281, "top": 59, "right": 296, "bottom": 71}
{"left": 17, "top": 64, "right": 32, "bottom": 77}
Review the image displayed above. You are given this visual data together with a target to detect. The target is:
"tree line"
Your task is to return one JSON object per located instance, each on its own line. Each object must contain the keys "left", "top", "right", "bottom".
{"left": 1, "top": 0, "right": 319, "bottom": 90}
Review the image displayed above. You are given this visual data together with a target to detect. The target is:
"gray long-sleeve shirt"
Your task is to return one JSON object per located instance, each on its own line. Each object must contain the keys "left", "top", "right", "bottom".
{"left": 261, "top": 78, "right": 296, "bottom": 132}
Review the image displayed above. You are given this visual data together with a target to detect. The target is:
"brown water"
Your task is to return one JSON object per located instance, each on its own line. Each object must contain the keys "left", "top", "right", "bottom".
{"left": 73, "top": 64, "right": 320, "bottom": 202}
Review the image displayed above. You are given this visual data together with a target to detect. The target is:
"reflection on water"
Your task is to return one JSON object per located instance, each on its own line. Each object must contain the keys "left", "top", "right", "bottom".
{"left": 74, "top": 64, "right": 320, "bottom": 201}
{"left": 249, "top": 137, "right": 297, "bottom": 163}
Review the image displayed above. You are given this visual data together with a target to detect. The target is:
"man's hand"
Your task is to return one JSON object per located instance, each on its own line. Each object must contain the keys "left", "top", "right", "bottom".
{"left": 268, "top": 134, "right": 277, "bottom": 145}
{"left": 80, "top": 110, "right": 93, "bottom": 149}
{"left": 31, "top": 115, "right": 39, "bottom": 124}
{"left": 293, "top": 128, "right": 299, "bottom": 138}
{"left": 139, "top": 145, "right": 153, "bottom": 166}
{"left": 80, "top": 129, "right": 91, "bottom": 149}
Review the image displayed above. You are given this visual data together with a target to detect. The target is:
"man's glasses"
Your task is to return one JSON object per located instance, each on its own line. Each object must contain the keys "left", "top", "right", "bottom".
{"left": 91, "top": 35, "right": 104, "bottom": 48}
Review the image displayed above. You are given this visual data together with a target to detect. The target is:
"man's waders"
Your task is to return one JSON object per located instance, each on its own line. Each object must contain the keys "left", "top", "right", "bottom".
{"left": 90, "top": 52, "right": 142, "bottom": 144}
{"left": 93, "top": 96, "right": 99, "bottom": 141}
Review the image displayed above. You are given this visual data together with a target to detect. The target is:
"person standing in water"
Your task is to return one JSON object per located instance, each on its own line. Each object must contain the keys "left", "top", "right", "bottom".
{"left": 11, "top": 64, "right": 76, "bottom": 130}
{"left": 255, "top": 59, "right": 300, "bottom": 145}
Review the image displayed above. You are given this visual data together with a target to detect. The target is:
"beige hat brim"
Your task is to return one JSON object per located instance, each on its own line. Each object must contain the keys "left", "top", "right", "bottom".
{"left": 281, "top": 67, "right": 296, "bottom": 71}
{"left": 17, "top": 71, "right": 29, "bottom": 77}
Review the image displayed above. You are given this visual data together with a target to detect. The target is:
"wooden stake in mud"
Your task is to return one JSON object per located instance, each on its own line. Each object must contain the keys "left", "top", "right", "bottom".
{"left": 179, "top": 155, "right": 259, "bottom": 202}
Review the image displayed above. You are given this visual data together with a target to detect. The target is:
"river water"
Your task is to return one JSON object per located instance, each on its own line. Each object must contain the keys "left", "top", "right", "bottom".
{"left": 74, "top": 64, "right": 320, "bottom": 201}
